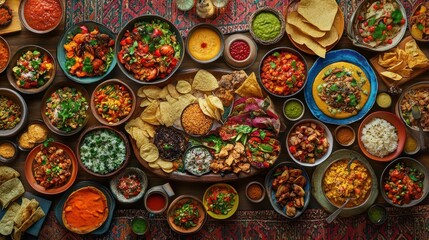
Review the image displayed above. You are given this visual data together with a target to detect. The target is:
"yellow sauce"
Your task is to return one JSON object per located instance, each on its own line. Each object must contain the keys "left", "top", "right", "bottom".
{"left": 312, "top": 62, "right": 371, "bottom": 119}
{"left": 188, "top": 28, "right": 221, "bottom": 61}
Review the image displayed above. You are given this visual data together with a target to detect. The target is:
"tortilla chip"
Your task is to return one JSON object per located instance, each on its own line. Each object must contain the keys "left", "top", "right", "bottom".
{"left": 142, "top": 86, "right": 162, "bottom": 99}
{"left": 387, "top": 60, "right": 407, "bottom": 71}
{"left": 192, "top": 69, "right": 219, "bottom": 92}
{"left": 167, "top": 84, "right": 180, "bottom": 99}
{"left": 159, "top": 102, "right": 176, "bottom": 127}
{"left": 0, "top": 166, "right": 20, "bottom": 186}
{"left": 297, "top": 0, "right": 338, "bottom": 31}
{"left": 158, "top": 87, "right": 169, "bottom": 99}
{"left": 176, "top": 80, "right": 192, "bottom": 94}
{"left": 14, "top": 198, "right": 39, "bottom": 229}
{"left": 382, "top": 52, "right": 397, "bottom": 60}
{"left": 381, "top": 71, "right": 403, "bottom": 81}
{"left": 0, "top": 178, "right": 25, "bottom": 209}
{"left": 235, "top": 72, "right": 264, "bottom": 98}
{"left": 286, "top": 23, "right": 326, "bottom": 58}
{"left": 0, "top": 202, "right": 20, "bottom": 235}
{"left": 287, "top": 11, "right": 326, "bottom": 38}
{"left": 395, "top": 68, "right": 413, "bottom": 77}
{"left": 378, "top": 54, "right": 398, "bottom": 67}
{"left": 139, "top": 143, "right": 159, "bottom": 163}
{"left": 316, "top": 26, "right": 338, "bottom": 47}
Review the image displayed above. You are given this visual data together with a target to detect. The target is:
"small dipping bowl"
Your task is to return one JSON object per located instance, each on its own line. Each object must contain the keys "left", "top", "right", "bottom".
{"left": 131, "top": 216, "right": 149, "bottom": 235}
{"left": 0, "top": 140, "right": 18, "bottom": 163}
{"left": 334, "top": 125, "right": 356, "bottom": 147}
{"left": 403, "top": 133, "right": 420, "bottom": 155}
{"left": 283, "top": 98, "right": 305, "bottom": 121}
{"left": 367, "top": 204, "right": 387, "bottom": 225}
{"left": 181, "top": 103, "right": 214, "bottom": 137}
{"left": 376, "top": 92, "right": 392, "bottom": 109}
{"left": 223, "top": 34, "right": 257, "bottom": 69}
{"left": 0, "top": 36, "right": 11, "bottom": 74}
{"left": 245, "top": 181, "right": 265, "bottom": 203}
{"left": 144, "top": 183, "right": 175, "bottom": 214}
{"left": 186, "top": 23, "right": 224, "bottom": 64}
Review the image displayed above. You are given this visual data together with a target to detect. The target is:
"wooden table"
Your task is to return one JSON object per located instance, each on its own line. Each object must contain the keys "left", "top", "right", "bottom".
{"left": 1, "top": 14, "right": 429, "bottom": 218}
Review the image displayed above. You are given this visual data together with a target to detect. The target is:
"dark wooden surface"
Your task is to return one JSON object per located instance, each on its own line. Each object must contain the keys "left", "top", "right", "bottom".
{"left": 1, "top": 13, "right": 429, "bottom": 215}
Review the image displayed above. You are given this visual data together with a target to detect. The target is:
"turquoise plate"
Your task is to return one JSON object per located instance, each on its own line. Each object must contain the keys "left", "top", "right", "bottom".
{"left": 54, "top": 181, "right": 116, "bottom": 235}
{"left": 304, "top": 49, "right": 378, "bottom": 125}
{"left": 0, "top": 192, "right": 52, "bottom": 237}
{"left": 57, "top": 21, "right": 116, "bottom": 84}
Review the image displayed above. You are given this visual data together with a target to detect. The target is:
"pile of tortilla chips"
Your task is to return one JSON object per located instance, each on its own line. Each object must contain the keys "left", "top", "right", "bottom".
{"left": 286, "top": 0, "right": 340, "bottom": 58}
{"left": 0, "top": 167, "right": 45, "bottom": 240}
{"left": 378, "top": 39, "right": 429, "bottom": 81}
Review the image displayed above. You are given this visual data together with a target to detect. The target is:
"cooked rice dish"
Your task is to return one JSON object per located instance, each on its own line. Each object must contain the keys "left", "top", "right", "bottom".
{"left": 361, "top": 118, "right": 398, "bottom": 157}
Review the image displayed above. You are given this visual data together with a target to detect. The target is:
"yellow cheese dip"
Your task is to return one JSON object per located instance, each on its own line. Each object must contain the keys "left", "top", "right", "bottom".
{"left": 312, "top": 62, "right": 371, "bottom": 119}
{"left": 188, "top": 27, "right": 221, "bottom": 61}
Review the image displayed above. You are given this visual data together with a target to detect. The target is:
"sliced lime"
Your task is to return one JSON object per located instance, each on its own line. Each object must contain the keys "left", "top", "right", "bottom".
{"left": 176, "top": 0, "right": 194, "bottom": 11}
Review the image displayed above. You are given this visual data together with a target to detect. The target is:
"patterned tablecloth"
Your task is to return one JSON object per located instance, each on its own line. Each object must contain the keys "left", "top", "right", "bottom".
{"left": 65, "top": 0, "right": 418, "bottom": 36}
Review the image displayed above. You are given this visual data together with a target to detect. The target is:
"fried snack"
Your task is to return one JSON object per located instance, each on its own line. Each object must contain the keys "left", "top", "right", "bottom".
{"left": 235, "top": 72, "right": 264, "bottom": 98}
{"left": 192, "top": 69, "right": 219, "bottom": 91}
{"left": 0, "top": 202, "right": 20, "bottom": 235}
{"left": 0, "top": 178, "right": 25, "bottom": 209}
{"left": 297, "top": 0, "right": 338, "bottom": 31}
{"left": 0, "top": 166, "right": 20, "bottom": 186}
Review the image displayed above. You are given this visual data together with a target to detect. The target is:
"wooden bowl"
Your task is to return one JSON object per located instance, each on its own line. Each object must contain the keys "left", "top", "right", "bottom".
{"left": 0, "top": 36, "right": 11, "bottom": 74}
{"left": 24, "top": 141, "right": 78, "bottom": 195}
{"left": 7, "top": 45, "right": 56, "bottom": 94}
{"left": 0, "top": 88, "right": 28, "bottom": 138}
{"left": 249, "top": 7, "right": 285, "bottom": 45}
{"left": 358, "top": 111, "right": 406, "bottom": 162}
{"left": 167, "top": 195, "right": 207, "bottom": 234}
{"left": 380, "top": 157, "right": 429, "bottom": 207}
{"left": 41, "top": 81, "right": 90, "bottom": 136}
{"left": 91, "top": 79, "right": 136, "bottom": 126}
{"left": 115, "top": 15, "right": 184, "bottom": 85}
{"left": 19, "top": 0, "right": 63, "bottom": 34}
{"left": 76, "top": 126, "right": 130, "bottom": 178}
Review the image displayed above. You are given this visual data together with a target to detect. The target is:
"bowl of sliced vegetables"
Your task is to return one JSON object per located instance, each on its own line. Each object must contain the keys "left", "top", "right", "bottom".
{"left": 57, "top": 21, "right": 116, "bottom": 84}
{"left": 203, "top": 183, "right": 239, "bottom": 220}
{"left": 167, "top": 195, "right": 207, "bottom": 234}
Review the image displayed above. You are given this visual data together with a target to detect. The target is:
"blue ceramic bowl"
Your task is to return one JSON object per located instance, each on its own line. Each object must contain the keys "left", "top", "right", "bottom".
{"left": 57, "top": 21, "right": 116, "bottom": 84}
{"left": 264, "top": 162, "right": 311, "bottom": 219}
{"left": 304, "top": 49, "right": 378, "bottom": 125}
{"left": 115, "top": 15, "right": 184, "bottom": 85}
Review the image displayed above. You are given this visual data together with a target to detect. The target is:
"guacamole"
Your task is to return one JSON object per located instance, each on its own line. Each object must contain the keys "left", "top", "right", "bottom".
{"left": 252, "top": 12, "right": 281, "bottom": 41}
{"left": 284, "top": 100, "right": 303, "bottom": 119}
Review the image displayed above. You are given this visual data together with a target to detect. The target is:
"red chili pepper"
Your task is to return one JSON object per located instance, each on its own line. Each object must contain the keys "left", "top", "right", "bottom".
{"left": 152, "top": 28, "right": 163, "bottom": 38}
{"left": 80, "top": 26, "right": 89, "bottom": 34}
{"left": 154, "top": 49, "right": 161, "bottom": 57}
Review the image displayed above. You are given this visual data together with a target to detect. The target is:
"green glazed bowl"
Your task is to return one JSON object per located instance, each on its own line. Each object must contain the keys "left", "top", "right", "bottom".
{"left": 56, "top": 21, "right": 116, "bottom": 84}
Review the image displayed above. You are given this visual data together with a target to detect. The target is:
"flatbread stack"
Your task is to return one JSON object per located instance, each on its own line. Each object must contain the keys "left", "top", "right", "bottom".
{"left": 286, "top": 0, "right": 342, "bottom": 58}
{"left": 0, "top": 167, "right": 45, "bottom": 240}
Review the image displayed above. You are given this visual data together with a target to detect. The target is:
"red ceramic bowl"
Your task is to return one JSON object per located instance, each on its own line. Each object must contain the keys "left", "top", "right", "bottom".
{"left": 25, "top": 141, "right": 78, "bottom": 194}
{"left": 358, "top": 111, "right": 406, "bottom": 162}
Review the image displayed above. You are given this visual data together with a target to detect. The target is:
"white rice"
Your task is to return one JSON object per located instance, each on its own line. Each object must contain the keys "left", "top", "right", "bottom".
{"left": 361, "top": 118, "right": 398, "bottom": 158}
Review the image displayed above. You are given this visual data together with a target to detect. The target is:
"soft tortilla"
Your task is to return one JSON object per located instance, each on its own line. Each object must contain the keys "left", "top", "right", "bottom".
{"left": 286, "top": 23, "right": 326, "bottom": 58}
{"left": 14, "top": 207, "right": 45, "bottom": 235}
{"left": 14, "top": 198, "right": 39, "bottom": 229}
{"left": 297, "top": 0, "right": 338, "bottom": 31}
{"left": 0, "top": 178, "right": 25, "bottom": 209}
{"left": 287, "top": 11, "right": 326, "bottom": 38}
{"left": 0, "top": 202, "right": 20, "bottom": 235}
{"left": 0, "top": 166, "right": 20, "bottom": 186}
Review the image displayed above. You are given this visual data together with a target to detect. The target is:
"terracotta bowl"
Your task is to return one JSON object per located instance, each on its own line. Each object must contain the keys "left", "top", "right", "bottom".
{"left": 0, "top": 36, "right": 10, "bottom": 74}
{"left": 91, "top": 79, "right": 136, "bottom": 126}
{"left": 76, "top": 125, "right": 130, "bottom": 178}
{"left": 408, "top": 0, "right": 429, "bottom": 42}
{"left": 24, "top": 141, "right": 78, "bottom": 195}
{"left": 358, "top": 111, "right": 406, "bottom": 162}
{"left": 7, "top": 45, "right": 56, "bottom": 94}
{"left": 223, "top": 34, "right": 257, "bottom": 70}
{"left": 167, "top": 195, "right": 207, "bottom": 234}
{"left": 0, "top": 88, "right": 28, "bottom": 138}
{"left": 41, "top": 81, "right": 90, "bottom": 136}
{"left": 19, "top": 0, "right": 63, "bottom": 34}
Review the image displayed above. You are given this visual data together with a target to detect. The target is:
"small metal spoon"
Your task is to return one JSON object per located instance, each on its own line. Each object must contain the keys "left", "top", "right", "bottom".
{"left": 326, "top": 198, "right": 352, "bottom": 224}
{"left": 412, "top": 105, "right": 426, "bottom": 151}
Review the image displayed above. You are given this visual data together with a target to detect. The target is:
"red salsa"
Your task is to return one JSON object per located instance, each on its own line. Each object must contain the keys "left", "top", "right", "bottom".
{"left": 117, "top": 174, "right": 142, "bottom": 199}
{"left": 229, "top": 40, "right": 250, "bottom": 61}
{"left": 146, "top": 192, "right": 167, "bottom": 212}
{"left": 260, "top": 50, "right": 306, "bottom": 96}
{"left": 24, "top": 0, "right": 62, "bottom": 31}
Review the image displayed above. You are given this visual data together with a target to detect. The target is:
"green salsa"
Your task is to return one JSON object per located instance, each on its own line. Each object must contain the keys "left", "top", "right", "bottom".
{"left": 368, "top": 205, "right": 387, "bottom": 224}
{"left": 132, "top": 217, "right": 148, "bottom": 234}
{"left": 284, "top": 100, "right": 303, "bottom": 119}
{"left": 252, "top": 12, "right": 281, "bottom": 40}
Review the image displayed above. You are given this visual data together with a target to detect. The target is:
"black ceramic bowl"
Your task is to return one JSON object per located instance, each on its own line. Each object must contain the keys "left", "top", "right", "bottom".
{"left": 0, "top": 88, "right": 28, "bottom": 138}
{"left": 115, "top": 15, "right": 184, "bottom": 85}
